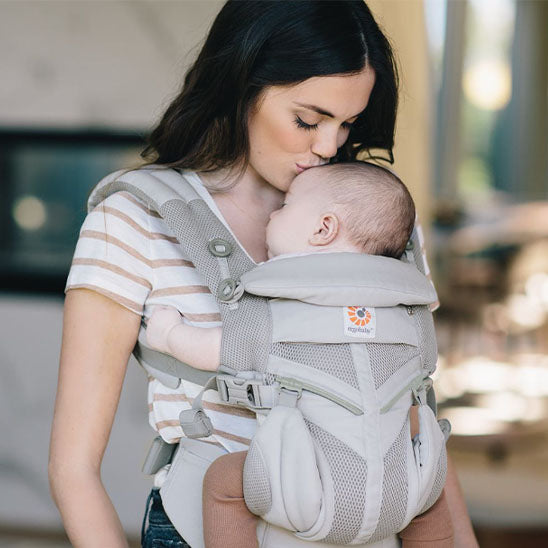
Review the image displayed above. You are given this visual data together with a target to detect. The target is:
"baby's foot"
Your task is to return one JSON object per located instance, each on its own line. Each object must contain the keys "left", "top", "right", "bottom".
{"left": 146, "top": 306, "right": 184, "bottom": 353}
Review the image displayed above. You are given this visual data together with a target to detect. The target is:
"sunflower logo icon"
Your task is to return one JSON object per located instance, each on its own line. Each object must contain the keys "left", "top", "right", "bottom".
{"left": 347, "top": 306, "right": 372, "bottom": 326}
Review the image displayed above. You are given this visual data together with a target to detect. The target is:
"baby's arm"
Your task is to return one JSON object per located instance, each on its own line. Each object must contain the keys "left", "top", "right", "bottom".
{"left": 146, "top": 306, "right": 221, "bottom": 371}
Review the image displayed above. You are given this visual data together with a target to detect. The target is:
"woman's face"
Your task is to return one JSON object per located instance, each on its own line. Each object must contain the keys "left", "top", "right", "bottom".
{"left": 246, "top": 67, "right": 376, "bottom": 192}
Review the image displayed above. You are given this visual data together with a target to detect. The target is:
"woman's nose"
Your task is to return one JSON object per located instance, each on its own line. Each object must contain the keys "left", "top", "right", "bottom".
{"left": 311, "top": 128, "right": 339, "bottom": 160}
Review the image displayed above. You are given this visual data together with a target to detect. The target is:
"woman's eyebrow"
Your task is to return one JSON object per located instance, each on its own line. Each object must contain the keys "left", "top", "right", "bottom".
{"left": 294, "top": 102, "right": 334, "bottom": 118}
{"left": 293, "top": 102, "right": 360, "bottom": 121}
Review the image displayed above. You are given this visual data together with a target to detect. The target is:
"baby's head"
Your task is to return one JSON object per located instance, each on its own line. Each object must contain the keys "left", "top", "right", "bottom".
{"left": 265, "top": 162, "right": 415, "bottom": 259}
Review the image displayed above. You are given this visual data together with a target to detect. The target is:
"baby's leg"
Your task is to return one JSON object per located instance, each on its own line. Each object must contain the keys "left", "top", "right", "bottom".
{"left": 203, "top": 451, "right": 258, "bottom": 548}
{"left": 399, "top": 491, "right": 454, "bottom": 547}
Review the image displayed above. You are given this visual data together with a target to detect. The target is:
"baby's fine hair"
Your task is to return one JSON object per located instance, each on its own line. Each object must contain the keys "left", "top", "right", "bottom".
{"left": 319, "top": 162, "right": 415, "bottom": 258}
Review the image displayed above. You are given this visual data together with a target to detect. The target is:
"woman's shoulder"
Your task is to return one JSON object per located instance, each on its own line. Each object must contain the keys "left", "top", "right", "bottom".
{"left": 88, "top": 166, "right": 188, "bottom": 225}
{"left": 88, "top": 166, "right": 202, "bottom": 209}
{"left": 89, "top": 189, "right": 162, "bottom": 228}
{"left": 83, "top": 190, "right": 190, "bottom": 265}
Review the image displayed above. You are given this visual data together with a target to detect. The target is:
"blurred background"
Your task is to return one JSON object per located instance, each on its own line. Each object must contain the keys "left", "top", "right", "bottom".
{"left": 0, "top": 1, "right": 546, "bottom": 546}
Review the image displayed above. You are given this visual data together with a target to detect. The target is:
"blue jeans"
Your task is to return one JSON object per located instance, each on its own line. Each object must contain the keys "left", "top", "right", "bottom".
{"left": 141, "top": 488, "right": 191, "bottom": 548}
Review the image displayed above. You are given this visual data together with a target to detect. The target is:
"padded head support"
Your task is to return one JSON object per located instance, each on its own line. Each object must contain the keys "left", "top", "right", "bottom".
{"left": 241, "top": 252, "right": 438, "bottom": 307}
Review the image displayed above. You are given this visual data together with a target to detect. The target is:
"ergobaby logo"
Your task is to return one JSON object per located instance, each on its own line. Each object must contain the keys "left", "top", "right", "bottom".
{"left": 344, "top": 306, "right": 376, "bottom": 338}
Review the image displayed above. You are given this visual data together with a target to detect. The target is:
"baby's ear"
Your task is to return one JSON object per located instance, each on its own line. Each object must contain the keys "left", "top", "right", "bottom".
{"left": 309, "top": 213, "right": 339, "bottom": 246}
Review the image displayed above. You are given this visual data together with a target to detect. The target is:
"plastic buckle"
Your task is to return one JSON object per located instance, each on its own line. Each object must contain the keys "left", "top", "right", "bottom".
{"left": 216, "top": 374, "right": 268, "bottom": 409}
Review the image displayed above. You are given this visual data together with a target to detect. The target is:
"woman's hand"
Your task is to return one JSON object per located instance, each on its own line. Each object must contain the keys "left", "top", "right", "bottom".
{"left": 146, "top": 306, "right": 184, "bottom": 354}
{"left": 49, "top": 288, "right": 141, "bottom": 547}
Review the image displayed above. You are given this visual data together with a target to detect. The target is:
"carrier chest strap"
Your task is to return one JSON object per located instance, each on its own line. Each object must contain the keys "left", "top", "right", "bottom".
{"left": 177, "top": 373, "right": 278, "bottom": 439}
{"left": 216, "top": 373, "right": 277, "bottom": 410}
{"left": 217, "top": 373, "right": 364, "bottom": 415}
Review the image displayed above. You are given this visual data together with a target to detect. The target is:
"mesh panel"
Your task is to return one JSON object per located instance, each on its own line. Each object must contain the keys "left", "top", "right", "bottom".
{"left": 271, "top": 343, "right": 358, "bottom": 389}
{"left": 419, "top": 447, "right": 447, "bottom": 514}
{"left": 243, "top": 443, "right": 272, "bottom": 516}
{"left": 368, "top": 424, "right": 409, "bottom": 542}
{"left": 366, "top": 343, "right": 420, "bottom": 389}
{"left": 161, "top": 200, "right": 272, "bottom": 373}
{"left": 414, "top": 306, "right": 438, "bottom": 375}
{"left": 264, "top": 371, "right": 277, "bottom": 386}
{"left": 221, "top": 294, "right": 272, "bottom": 373}
{"left": 305, "top": 420, "right": 366, "bottom": 544}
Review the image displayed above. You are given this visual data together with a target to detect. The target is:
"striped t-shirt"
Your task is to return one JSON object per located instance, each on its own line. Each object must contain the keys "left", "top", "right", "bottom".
{"left": 66, "top": 171, "right": 258, "bottom": 452}
{"left": 66, "top": 169, "right": 439, "bottom": 454}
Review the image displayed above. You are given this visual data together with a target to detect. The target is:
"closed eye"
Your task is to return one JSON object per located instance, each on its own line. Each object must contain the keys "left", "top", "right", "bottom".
{"left": 295, "top": 116, "right": 354, "bottom": 132}
{"left": 294, "top": 116, "right": 318, "bottom": 131}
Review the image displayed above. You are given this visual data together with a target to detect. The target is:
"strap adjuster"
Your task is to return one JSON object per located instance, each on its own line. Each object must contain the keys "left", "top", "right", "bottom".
{"left": 179, "top": 408, "right": 213, "bottom": 438}
{"left": 277, "top": 386, "right": 301, "bottom": 408}
{"left": 412, "top": 377, "right": 433, "bottom": 406}
{"left": 208, "top": 238, "right": 233, "bottom": 257}
{"left": 217, "top": 278, "right": 244, "bottom": 303}
{"left": 216, "top": 373, "right": 270, "bottom": 409}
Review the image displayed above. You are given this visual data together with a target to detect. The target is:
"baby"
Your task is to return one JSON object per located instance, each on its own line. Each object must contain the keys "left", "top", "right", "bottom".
{"left": 146, "top": 162, "right": 453, "bottom": 548}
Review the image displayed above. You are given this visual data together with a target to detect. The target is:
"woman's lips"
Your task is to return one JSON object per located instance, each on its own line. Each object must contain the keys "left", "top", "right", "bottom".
{"left": 296, "top": 163, "right": 327, "bottom": 174}
{"left": 296, "top": 163, "right": 315, "bottom": 174}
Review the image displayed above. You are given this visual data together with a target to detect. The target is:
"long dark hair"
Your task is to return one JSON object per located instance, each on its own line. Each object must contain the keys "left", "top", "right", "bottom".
{"left": 142, "top": 0, "right": 399, "bottom": 172}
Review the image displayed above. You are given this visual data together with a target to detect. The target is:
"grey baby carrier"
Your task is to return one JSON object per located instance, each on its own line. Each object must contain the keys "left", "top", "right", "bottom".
{"left": 89, "top": 167, "right": 450, "bottom": 547}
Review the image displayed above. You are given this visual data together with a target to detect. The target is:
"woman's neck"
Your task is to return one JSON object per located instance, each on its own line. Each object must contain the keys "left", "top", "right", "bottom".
{"left": 199, "top": 166, "right": 284, "bottom": 214}
{"left": 198, "top": 167, "right": 284, "bottom": 263}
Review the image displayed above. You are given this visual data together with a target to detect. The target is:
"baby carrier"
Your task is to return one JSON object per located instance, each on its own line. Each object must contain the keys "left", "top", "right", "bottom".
{"left": 89, "top": 167, "right": 451, "bottom": 547}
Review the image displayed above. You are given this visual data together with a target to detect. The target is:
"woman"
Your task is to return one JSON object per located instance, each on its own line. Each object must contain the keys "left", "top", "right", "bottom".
{"left": 49, "top": 1, "right": 477, "bottom": 547}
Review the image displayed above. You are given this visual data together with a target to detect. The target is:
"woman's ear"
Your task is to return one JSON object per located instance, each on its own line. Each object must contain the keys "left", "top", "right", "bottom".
{"left": 309, "top": 213, "right": 340, "bottom": 246}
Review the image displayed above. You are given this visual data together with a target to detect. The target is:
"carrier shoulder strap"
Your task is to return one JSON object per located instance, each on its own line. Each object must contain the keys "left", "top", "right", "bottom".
{"left": 89, "top": 167, "right": 272, "bottom": 382}
{"left": 404, "top": 224, "right": 430, "bottom": 277}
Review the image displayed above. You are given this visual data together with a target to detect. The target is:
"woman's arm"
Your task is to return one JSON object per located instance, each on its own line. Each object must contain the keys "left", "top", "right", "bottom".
{"left": 49, "top": 289, "right": 141, "bottom": 547}
{"left": 444, "top": 455, "right": 479, "bottom": 547}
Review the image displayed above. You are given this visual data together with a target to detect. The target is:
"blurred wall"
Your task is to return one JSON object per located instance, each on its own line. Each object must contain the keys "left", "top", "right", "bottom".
{"left": 0, "top": 0, "right": 223, "bottom": 128}
{"left": 367, "top": 0, "right": 432, "bottom": 225}
{"left": 0, "top": 0, "right": 223, "bottom": 537}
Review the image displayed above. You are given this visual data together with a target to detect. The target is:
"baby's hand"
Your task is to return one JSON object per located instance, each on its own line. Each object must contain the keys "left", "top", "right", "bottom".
{"left": 146, "top": 306, "right": 184, "bottom": 353}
